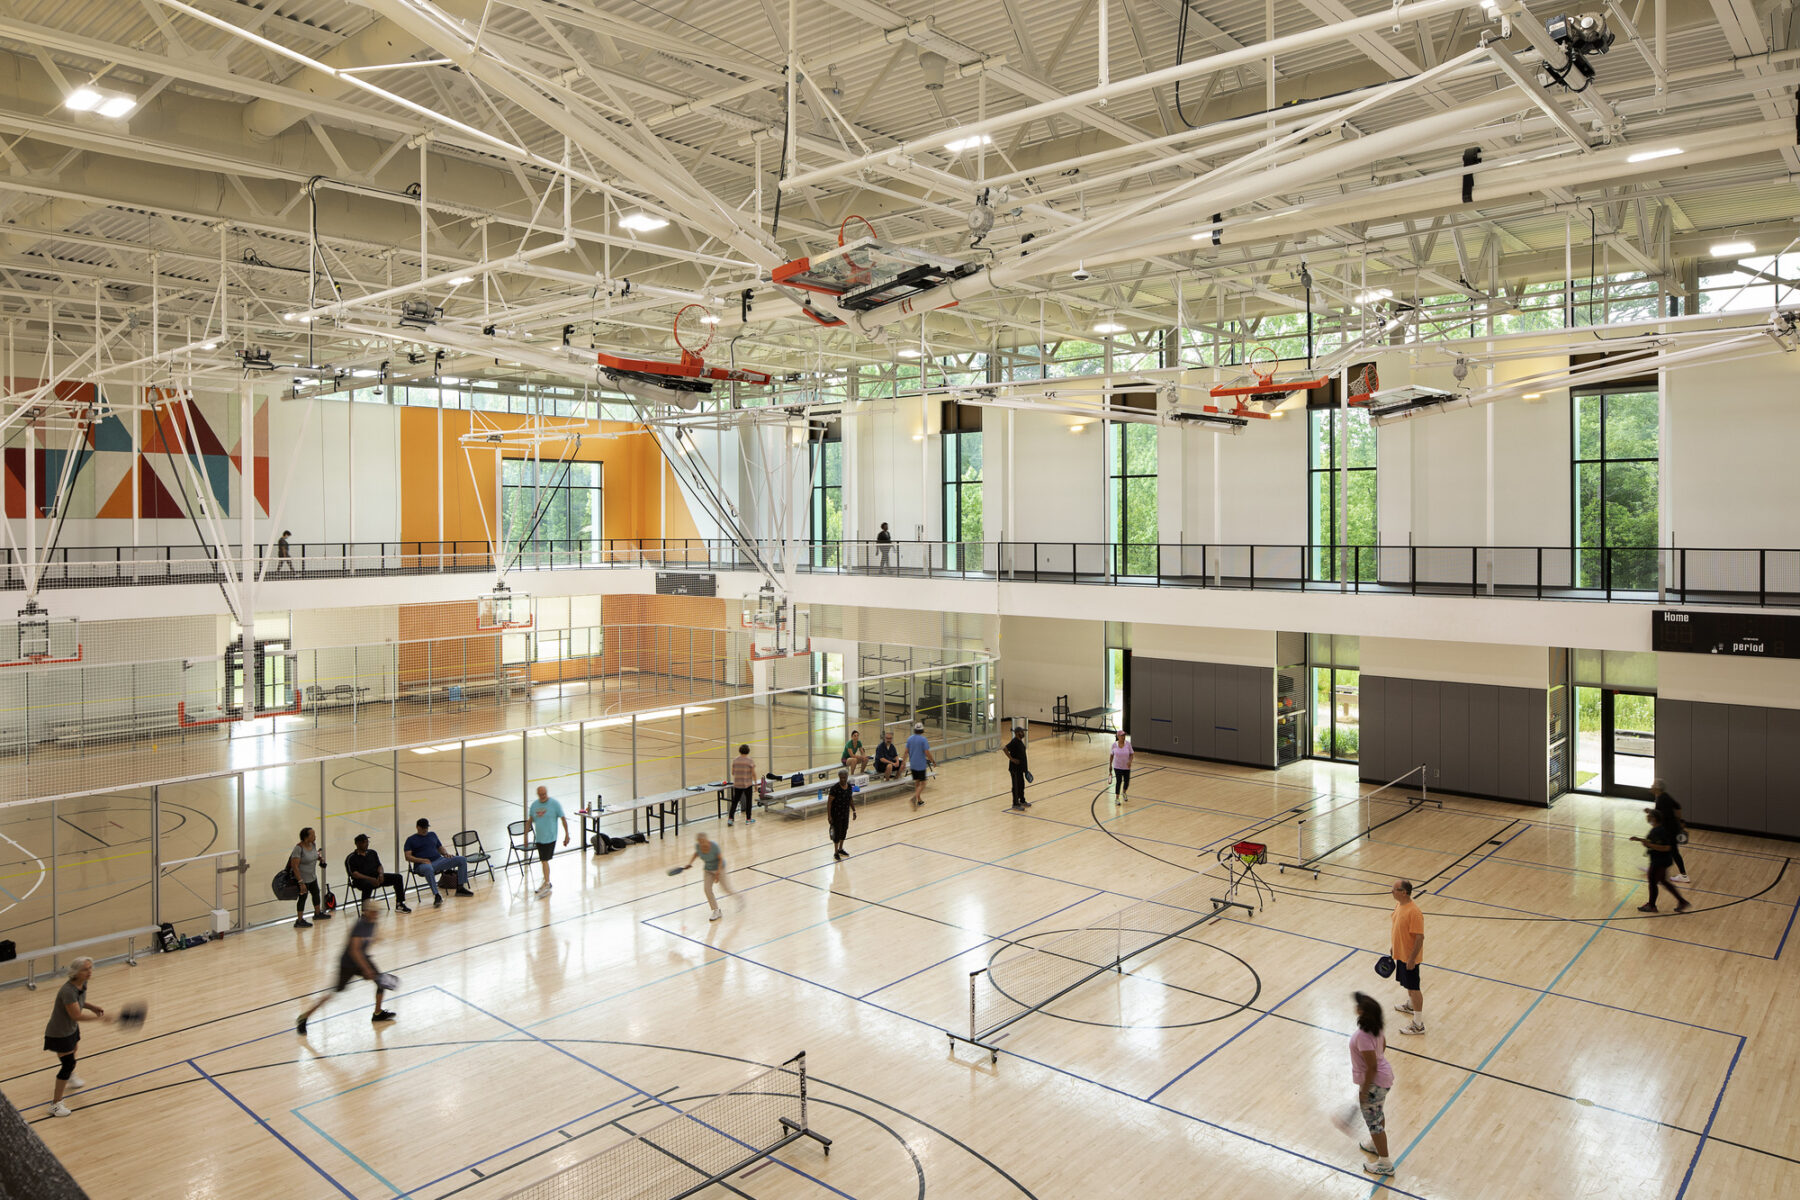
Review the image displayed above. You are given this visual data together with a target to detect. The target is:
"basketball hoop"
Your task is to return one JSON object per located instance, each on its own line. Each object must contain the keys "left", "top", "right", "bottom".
{"left": 476, "top": 583, "right": 534, "bottom": 631}
{"left": 840, "top": 214, "right": 878, "bottom": 281}
{"left": 1347, "top": 362, "right": 1381, "bottom": 403}
{"left": 672, "top": 304, "right": 715, "bottom": 366}
{"left": 1247, "top": 344, "right": 1279, "bottom": 387}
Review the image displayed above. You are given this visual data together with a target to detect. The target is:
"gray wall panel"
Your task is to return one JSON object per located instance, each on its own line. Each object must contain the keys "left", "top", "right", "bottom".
{"left": 1359, "top": 676, "right": 1384, "bottom": 780}
{"left": 1497, "top": 687, "right": 1534, "bottom": 802}
{"left": 1169, "top": 658, "right": 1194, "bottom": 755}
{"left": 1439, "top": 682, "right": 1469, "bottom": 795}
{"left": 1727, "top": 706, "right": 1768, "bottom": 834}
{"left": 1192, "top": 661, "right": 1216, "bottom": 759}
{"left": 1656, "top": 699, "right": 1692, "bottom": 809}
{"left": 1686, "top": 705, "right": 1729, "bottom": 827}
{"left": 1411, "top": 680, "right": 1441, "bottom": 786}
{"left": 1527, "top": 690, "right": 1549, "bottom": 806}
{"left": 1213, "top": 665, "right": 1241, "bottom": 764}
{"left": 1766, "top": 708, "right": 1800, "bottom": 838}
{"left": 1467, "top": 686, "right": 1499, "bottom": 798}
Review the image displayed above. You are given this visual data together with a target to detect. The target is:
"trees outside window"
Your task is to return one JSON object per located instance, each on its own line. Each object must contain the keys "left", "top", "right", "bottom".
{"left": 1572, "top": 390, "right": 1658, "bottom": 590}
{"left": 1308, "top": 407, "right": 1376, "bottom": 581}
{"left": 809, "top": 434, "right": 844, "bottom": 566}
{"left": 501, "top": 458, "right": 601, "bottom": 564}
{"left": 1107, "top": 421, "right": 1158, "bottom": 576}
{"left": 941, "top": 429, "right": 983, "bottom": 571}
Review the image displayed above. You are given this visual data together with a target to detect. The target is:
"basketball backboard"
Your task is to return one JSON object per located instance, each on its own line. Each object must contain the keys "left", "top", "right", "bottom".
{"left": 772, "top": 238, "right": 980, "bottom": 313}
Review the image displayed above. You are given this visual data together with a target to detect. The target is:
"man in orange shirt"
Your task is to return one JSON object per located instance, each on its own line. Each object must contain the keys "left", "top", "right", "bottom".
{"left": 1389, "top": 880, "right": 1426, "bottom": 1035}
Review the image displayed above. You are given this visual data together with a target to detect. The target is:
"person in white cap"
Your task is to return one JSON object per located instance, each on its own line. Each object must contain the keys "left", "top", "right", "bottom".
{"left": 905, "top": 723, "right": 935, "bottom": 807}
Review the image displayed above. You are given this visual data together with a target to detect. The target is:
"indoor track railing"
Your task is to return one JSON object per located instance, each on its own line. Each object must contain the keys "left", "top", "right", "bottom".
{"left": 5, "top": 540, "right": 1796, "bottom": 607}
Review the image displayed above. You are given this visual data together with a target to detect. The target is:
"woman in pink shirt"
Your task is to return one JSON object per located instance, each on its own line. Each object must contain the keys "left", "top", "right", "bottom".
{"left": 1109, "top": 731, "right": 1135, "bottom": 801}
{"left": 1351, "top": 991, "right": 1398, "bottom": 1177}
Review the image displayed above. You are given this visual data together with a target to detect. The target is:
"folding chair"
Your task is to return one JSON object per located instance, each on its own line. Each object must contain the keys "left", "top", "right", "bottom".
{"left": 453, "top": 830, "right": 494, "bottom": 882}
{"left": 503, "top": 820, "right": 535, "bottom": 873}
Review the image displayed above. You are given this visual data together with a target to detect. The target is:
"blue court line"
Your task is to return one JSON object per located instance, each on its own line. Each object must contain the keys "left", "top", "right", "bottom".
{"left": 1381, "top": 894, "right": 1635, "bottom": 1187}
{"left": 187, "top": 1059, "right": 363, "bottom": 1200}
{"left": 1428, "top": 881, "right": 1781, "bottom": 959}
{"left": 1774, "top": 887, "right": 1800, "bottom": 961}
{"left": 857, "top": 888, "right": 1107, "bottom": 1001}
{"left": 1436, "top": 826, "right": 1530, "bottom": 893}
{"left": 1147, "top": 948, "right": 1356, "bottom": 1102}
{"left": 915, "top": 843, "right": 1743, "bottom": 1037}
{"left": 1675, "top": 1036, "right": 1746, "bottom": 1200}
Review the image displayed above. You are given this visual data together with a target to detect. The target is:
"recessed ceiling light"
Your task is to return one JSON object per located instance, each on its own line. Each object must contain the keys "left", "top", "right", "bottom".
{"left": 1710, "top": 240, "right": 1755, "bottom": 256}
{"left": 619, "top": 212, "right": 669, "bottom": 232}
{"left": 446, "top": 275, "right": 474, "bottom": 287}
{"left": 65, "top": 87, "right": 103, "bottom": 112}
{"left": 1625, "top": 147, "right": 1682, "bottom": 163}
{"left": 944, "top": 134, "right": 993, "bottom": 153}
{"left": 1094, "top": 321, "right": 1126, "bottom": 334}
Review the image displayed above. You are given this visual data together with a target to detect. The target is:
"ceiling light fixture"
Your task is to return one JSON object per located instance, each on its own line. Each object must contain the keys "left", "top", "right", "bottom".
{"left": 1353, "top": 288, "right": 1394, "bottom": 305}
{"left": 619, "top": 212, "right": 669, "bottom": 232}
{"left": 1069, "top": 423, "right": 1086, "bottom": 433}
{"left": 1710, "top": 240, "right": 1755, "bottom": 256}
{"left": 1625, "top": 147, "right": 1682, "bottom": 163}
{"left": 65, "top": 85, "right": 136, "bottom": 118}
{"left": 1522, "top": 392, "right": 1544, "bottom": 401}
{"left": 1094, "top": 320, "right": 1126, "bottom": 334}
{"left": 897, "top": 348, "right": 922, "bottom": 358}
{"left": 944, "top": 134, "right": 993, "bottom": 153}
{"left": 199, "top": 341, "right": 219, "bottom": 351}
{"left": 445, "top": 275, "right": 474, "bottom": 287}
{"left": 700, "top": 314, "right": 721, "bottom": 325}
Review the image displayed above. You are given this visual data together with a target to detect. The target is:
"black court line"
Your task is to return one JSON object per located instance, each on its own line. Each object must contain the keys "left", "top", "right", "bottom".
{"left": 55, "top": 813, "right": 110, "bottom": 847}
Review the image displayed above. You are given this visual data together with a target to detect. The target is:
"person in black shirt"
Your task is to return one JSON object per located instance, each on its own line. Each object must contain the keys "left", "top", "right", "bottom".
{"left": 875, "top": 522, "right": 893, "bottom": 572}
{"left": 1631, "top": 808, "right": 1691, "bottom": 914}
{"left": 872, "top": 731, "right": 901, "bottom": 779}
{"left": 1646, "top": 779, "right": 1689, "bottom": 882}
{"left": 297, "top": 902, "right": 393, "bottom": 1032}
{"left": 1003, "top": 726, "right": 1031, "bottom": 811}
{"left": 826, "top": 769, "right": 857, "bottom": 860}
{"left": 345, "top": 834, "right": 411, "bottom": 914}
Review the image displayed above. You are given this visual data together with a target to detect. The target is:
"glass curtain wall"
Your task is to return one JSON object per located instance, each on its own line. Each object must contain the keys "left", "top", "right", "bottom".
{"left": 1308, "top": 405, "right": 1377, "bottom": 581}
{"left": 500, "top": 458, "right": 602, "bottom": 565}
{"left": 809, "top": 428, "right": 844, "bottom": 567}
{"left": 1106, "top": 417, "right": 1158, "bottom": 576}
{"left": 1572, "top": 389, "right": 1659, "bottom": 590}
{"left": 941, "top": 402, "right": 983, "bottom": 572}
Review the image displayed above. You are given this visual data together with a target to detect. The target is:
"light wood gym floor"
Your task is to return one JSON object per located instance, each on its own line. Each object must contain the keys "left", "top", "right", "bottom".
{"left": 2, "top": 733, "right": 1796, "bottom": 1200}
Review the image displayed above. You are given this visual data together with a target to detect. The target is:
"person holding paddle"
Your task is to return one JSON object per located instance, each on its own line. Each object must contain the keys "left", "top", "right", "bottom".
{"left": 680, "top": 833, "right": 735, "bottom": 921}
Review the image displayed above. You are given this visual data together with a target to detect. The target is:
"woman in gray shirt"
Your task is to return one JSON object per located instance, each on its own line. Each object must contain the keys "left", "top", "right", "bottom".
{"left": 43, "top": 957, "right": 107, "bottom": 1117}
{"left": 289, "top": 826, "right": 329, "bottom": 928}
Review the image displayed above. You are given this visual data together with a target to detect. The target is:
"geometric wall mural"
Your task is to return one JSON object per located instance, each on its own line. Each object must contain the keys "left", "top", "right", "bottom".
{"left": 2, "top": 385, "right": 269, "bottom": 521}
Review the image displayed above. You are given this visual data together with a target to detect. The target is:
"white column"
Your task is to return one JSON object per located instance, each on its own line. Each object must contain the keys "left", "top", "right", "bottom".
{"left": 240, "top": 378, "right": 257, "bottom": 715}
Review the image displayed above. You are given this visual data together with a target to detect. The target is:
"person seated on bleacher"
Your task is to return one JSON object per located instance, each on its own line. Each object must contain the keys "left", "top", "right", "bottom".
{"left": 873, "top": 731, "right": 902, "bottom": 779}
{"left": 842, "top": 729, "right": 870, "bottom": 774}
{"left": 345, "top": 834, "right": 412, "bottom": 914}
{"left": 402, "top": 818, "right": 474, "bottom": 908}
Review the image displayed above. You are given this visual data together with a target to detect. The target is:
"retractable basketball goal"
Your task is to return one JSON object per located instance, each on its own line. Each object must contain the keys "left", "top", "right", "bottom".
{"left": 596, "top": 303, "right": 772, "bottom": 407}
{"left": 0, "top": 601, "right": 82, "bottom": 667}
{"left": 742, "top": 583, "right": 809, "bottom": 661}
{"left": 477, "top": 582, "right": 534, "bottom": 631}
{"left": 770, "top": 215, "right": 980, "bottom": 325}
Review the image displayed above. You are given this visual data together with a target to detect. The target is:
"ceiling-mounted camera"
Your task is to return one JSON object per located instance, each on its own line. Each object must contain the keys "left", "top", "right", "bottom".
{"left": 1070, "top": 265, "right": 1093, "bottom": 282}
{"left": 1544, "top": 12, "right": 1612, "bottom": 91}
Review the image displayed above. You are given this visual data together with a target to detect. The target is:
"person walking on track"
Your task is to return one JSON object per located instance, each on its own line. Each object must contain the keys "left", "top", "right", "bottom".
{"left": 1110, "top": 730, "right": 1135, "bottom": 801}
{"left": 906, "top": 723, "right": 935, "bottom": 808}
{"left": 1632, "top": 807, "right": 1692, "bottom": 914}
{"left": 1003, "top": 724, "right": 1031, "bottom": 810}
{"left": 1350, "top": 992, "right": 1398, "bottom": 1177}
{"left": 42, "top": 957, "right": 109, "bottom": 1118}
{"left": 728, "top": 744, "right": 757, "bottom": 826}
{"left": 529, "top": 785, "right": 570, "bottom": 897}
{"left": 296, "top": 902, "right": 394, "bottom": 1033}
{"left": 1389, "top": 880, "right": 1427, "bottom": 1035}
{"left": 827, "top": 769, "right": 857, "bottom": 859}
{"left": 1647, "top": 779, "right": 1690, "bottom": 883}
{"left": 685, "top": 833, "right": 736, "bottom": 921}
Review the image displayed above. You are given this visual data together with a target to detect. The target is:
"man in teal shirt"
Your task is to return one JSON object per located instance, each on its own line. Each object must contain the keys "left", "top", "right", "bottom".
{"left": 529, "top": 785, "right": 569, "bottom": 897}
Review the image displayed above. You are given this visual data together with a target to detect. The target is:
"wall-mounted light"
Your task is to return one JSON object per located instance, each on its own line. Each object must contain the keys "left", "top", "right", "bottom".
{"left": 1521, "top": 392, "right": 1545, "bottom": 402}
{"left": 66, "top": 85, "right": 137, "bottom": 119}
{"left": 619, "top": 212, "right": 670, "bottom": 232}
{"left": 1069, "top": 422, "right": 1087, "bottom": 433}
{"left": 911, "top": 432, "right": 925, "bottom": 442}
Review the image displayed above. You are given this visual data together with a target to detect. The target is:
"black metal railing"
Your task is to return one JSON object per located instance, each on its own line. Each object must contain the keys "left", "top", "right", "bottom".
{"left": 3, "top": 540, "right": 1796, "bottom": 607}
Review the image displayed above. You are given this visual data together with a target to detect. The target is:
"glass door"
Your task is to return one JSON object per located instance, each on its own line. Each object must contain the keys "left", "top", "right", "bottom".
{"left": 1574, "top": 687, "right": 1654, "bottom": 796}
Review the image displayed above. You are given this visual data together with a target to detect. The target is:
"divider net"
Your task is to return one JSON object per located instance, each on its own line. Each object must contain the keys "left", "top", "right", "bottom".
{"left": 501, "top": 1052, "right": 829, "bottom": 1200}
{"left": 1277, "top": 763, "right": 1439, "bottom": 878}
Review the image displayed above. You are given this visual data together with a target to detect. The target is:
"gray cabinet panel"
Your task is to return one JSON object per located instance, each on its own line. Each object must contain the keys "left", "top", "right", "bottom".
{"left": 1656, "top": 700, "right": 1692, "bottom": 810}
{"left": 1213, "top": 665, "right": 1241, "bottom": 763}
{"left": 1191, "top": 662, "right": 1216, "bottom": 759}
{"left": 1133, "top": 657, "right": 1170, "bottom": 752}
{"left": 1410, "top": 680, "right": 1441, "bottom": 786}
{"left": 1526, "top": 690, "right": 1549, "bottom": 806}
{"left": 1467, "top": 686, "right": 1499, "bottom": 797}
{"left": 1249, "top": 668, "right": 1275, "bottom": 767}
{"left": 1387, "top": 679, "right": 1414, "bottom": 785}
{"left": 1497, "top": 687, "right": 1534, "bottom": 802}
{"left": 1359, "top": 676, "right": 1384, "bottom": 780}
{"left": 1438, "top": 682, "right": 1469, "bottom": 795}
{"left": 1686, "top": 704, "right": 1729, "bottom": 826}
{"left": 1169, "top": 659, "right": 1194, "bottom": 755}
{"left": 1727, "top": 706, "right": 1768, "bottom": 833}
{"left": 1766, "top": 708, "right": 1800, "bottom": 838}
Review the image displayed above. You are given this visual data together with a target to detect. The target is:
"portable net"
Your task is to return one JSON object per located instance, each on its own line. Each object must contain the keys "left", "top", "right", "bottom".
{"left": 1281, "top": 764, "right": 1435, "bottom": 874}
{"left": 501, "top": 1055, "right": 814, "bottom": 1200}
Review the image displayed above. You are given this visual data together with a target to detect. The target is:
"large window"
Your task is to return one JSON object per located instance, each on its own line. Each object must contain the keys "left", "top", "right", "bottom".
{"left": 809, "top": 429, "right": 844, "bottom": 565}
{"left": 501, "top": 458, "right": 601, "bottom": 563}
{"left": 1309, "top": 633, "right": 1360, "bottom": 762}
{"left": 1309, "top": 406, "right": 1376, "bottom": 581}
{"left": 941, "top": 402, "right": 983, "bottom": 571}
{"left": 1572, "top": 389, "right": 1658, "bottom": 590}
{"left": 1107, "top": 418, "right": 1158, "bottom": 576}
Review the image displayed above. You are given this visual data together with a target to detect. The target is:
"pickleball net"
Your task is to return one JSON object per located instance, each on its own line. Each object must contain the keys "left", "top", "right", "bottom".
{"left": 1276, "top": 763, "right": 1438, "bottom": 878}
{"left": 500, "top": 1051, "right": 830, "bottom": 1200}
{"left": 952, "top": 870, "right": 1232, "bottom": 1061}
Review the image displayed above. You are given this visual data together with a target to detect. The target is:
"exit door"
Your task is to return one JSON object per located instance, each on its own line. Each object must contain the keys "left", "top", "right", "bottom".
{"left": 1576, "top": 687, "right": 1655, "bottom": 798}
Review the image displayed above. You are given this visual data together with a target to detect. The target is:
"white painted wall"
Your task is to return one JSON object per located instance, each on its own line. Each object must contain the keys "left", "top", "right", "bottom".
{"left": 1665, "top": 352, "right": 1800, "bottom": 549}
{"left": 1133, "top": 623, "right": 1275, "bottom": 667}
{"left": 1361, "top": 636, "right": 1550, "bottom": 687}
{"left": 1000, "top": 615, "right": 1103, "bottom": 720}
{"left": 1657, "top": 652, "right": 1800, "bottom": 709}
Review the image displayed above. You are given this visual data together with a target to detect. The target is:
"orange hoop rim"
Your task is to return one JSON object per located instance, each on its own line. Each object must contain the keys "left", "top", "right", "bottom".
{"left": 1247, "top": 343, "right": 1278, "bottom": 385}
{"left": 673, "top": 303, "right": 715, "bottom": 357}
{"left": 840, "top": 214, "right": 877, "bottom": 270}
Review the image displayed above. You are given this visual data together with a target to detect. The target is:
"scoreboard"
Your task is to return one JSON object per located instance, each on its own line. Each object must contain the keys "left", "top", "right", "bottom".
{"left": 1652, "top": 610, "right": 1799, "bottom": 659}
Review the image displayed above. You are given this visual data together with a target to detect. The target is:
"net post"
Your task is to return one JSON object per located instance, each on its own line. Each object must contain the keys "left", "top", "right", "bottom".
{"left": 796, "top": 1050, "right": 808, "bottom": 1133}
{"left": 969, "top": 969, "right": 981, "bottom": 1045}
